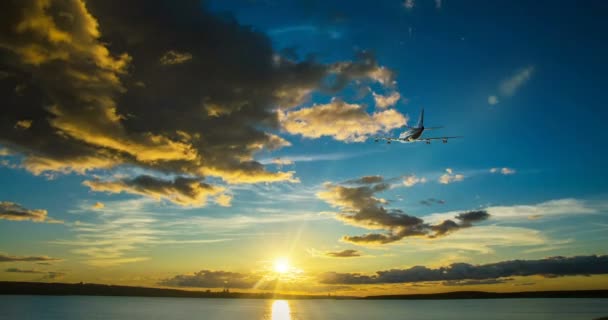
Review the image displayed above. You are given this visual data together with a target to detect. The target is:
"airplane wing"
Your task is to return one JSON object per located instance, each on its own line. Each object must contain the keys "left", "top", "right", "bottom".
{"left": 413, "top": 136, "right": 463, "bottom": 143}
{"left": 373, "top": 136, "right": 405, "bottom": 143}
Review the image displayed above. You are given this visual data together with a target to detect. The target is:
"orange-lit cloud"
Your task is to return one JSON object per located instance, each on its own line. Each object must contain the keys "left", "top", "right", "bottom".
{"left": 280, "top": 99, "right": 407, "bottom": 142}
{"left": 0, "top": 0, "right": 405, "bottom": 201}
{"left": 0, "top": 201, "right": 61, "bottom": 223}
{"left": 83, "top": 175, "right": 228, "bottom": 207}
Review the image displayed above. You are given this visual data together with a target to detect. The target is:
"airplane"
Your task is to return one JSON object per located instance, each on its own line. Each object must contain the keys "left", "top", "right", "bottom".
{"left": 374, "top": 109, "right": 462, "bottom": 144}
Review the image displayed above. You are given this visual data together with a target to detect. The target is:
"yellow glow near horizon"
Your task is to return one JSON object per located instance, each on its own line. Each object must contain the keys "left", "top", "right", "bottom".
{"left": 274, "top": 257, "right": 290, "bottom": 274}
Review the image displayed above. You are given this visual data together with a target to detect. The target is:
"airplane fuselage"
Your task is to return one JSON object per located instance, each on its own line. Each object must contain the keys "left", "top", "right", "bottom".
{"left": 399, "top": 126, "right": 424, "bottom": 141}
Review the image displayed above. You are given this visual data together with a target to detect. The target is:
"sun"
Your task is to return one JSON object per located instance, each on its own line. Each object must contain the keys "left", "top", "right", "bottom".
{"left": 274, "top": 257, "right": 290, "bottom": 274}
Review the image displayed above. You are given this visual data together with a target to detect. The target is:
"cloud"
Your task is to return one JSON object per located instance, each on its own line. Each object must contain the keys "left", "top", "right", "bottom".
{"left": 83, "top": 175, "right": 229, "bottom": 207}
{"left": 0, "top": 0, "right": 400, "bottom": 201}
{"left": 160, "top": 270, "right": 262, "bottom": 289}
{"left": 0, "top": 253, "right": 61, "bottom": 263}
{"left": 0, "top": 201, "right": 60, "bottom": 223}
{"left": 500, "top": 66, "right": 535, "bottom": 97}
{"left": 346, "top": 175, "right": 384, "bottom": 185}
{"left": 325, "top": 249, "right": 362, "bottom": 258}
{"left": 5, "top": 268, "right": 44, "bottom": 274}
{"left": 430, "top": 211, "right": 490, "bottom": 237}
{"left": 420, "top": 198, "right": 445, "bottom": 206}
{"left": 438, "top": 168, "right": 465, "bottom": 184}
{"left": 488, "top": 66, "right": 534, "bottom": 105}
{"left": 490, "top": 167, "right": 516, "bottom": 175}
{"left": 271, "top": 158, "right": 294, "bottom": 166}
{"left": 442, "top": 278, "right": 512, "bottom": 286}
{"left": 15, "top": 120, "right": 32, "bottom": 129}
{"left": 372, "top": 91, "right": 401, "bottom": 108}
{"left": 259, "top": 150, "right": 380, "bottom": 165}
{"left": 5, "top": 268, "right": 65, "bottom": 279}
{"left": 280, "top": 99, "right": 407, "bottom": 142}
{"left": 317, "top": 176, "right": 489, "bottom": 245}
{"left": 92, "top": 202, "right": 105, "bottom": 210}
{"left": 159, "top": 50, "right": 193, "bottom": 65}
{"left": 403, "top": 174, "right": 426, "bottom": 187}
{"left": 0, "top": 148, "right": 11, "bottom": 156}
{"left": 319, "top": 255, "right": 608, "bottom": 284}
{"left": 426, "top": 198, "right": 596, "bottom": 224}
{"left": 54, "top": 198, "right": 234, "bottom": 266}
{"left": 404, "top": 0, "right": 415, "bottom": 9}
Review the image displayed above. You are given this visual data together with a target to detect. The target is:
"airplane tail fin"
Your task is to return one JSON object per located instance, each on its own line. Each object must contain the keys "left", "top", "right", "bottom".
{"left": 416, "top": 108, "right": 424, "bottom": 128}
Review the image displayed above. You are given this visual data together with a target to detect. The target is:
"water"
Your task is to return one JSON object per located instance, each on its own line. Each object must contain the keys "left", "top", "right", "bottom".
{"left": 1, "top": 296, "right": 607, "bottom": 320}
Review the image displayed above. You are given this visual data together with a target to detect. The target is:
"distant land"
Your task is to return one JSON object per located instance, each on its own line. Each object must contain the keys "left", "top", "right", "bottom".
{"left": 1, "top": 282, "right": 608, "bottom": 300}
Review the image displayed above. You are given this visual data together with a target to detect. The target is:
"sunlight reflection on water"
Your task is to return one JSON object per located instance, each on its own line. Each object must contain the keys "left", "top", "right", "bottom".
{"left": 270, "top": 300, "right": 292, "bottom": 320}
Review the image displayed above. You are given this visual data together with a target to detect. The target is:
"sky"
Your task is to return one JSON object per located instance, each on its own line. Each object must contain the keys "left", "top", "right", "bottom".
{"left": 0, "top": 0, "right": 607, "bottom": 296}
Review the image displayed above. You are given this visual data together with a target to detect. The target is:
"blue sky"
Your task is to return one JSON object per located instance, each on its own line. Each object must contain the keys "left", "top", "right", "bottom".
{"left": 0, "top": 0, "right": 607, "bottom": 294}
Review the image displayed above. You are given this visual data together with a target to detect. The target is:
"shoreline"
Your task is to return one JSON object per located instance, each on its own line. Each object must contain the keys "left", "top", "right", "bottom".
{"left": 1, "top": 281, "right": 607, "bottom": 300}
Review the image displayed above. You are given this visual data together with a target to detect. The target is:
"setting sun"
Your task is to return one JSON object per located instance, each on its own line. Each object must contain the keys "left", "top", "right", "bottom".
{"left": 2, "top": 0, "right": 608, "bottom": 319}
{"left": 274, "top": 258, "right": 290, "bottom": 274}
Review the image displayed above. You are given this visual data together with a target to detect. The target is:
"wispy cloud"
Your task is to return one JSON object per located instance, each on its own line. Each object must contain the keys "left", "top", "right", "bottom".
{"left": 500, "top": 66, "right": 535, "bottom": 97}
{"left": 5, "top": 267, "right": 66, "bottom": 280}
{"left": 490, "top": 167, "right": 516, "bottom": 175}
{"left": 55, "top": 199, "right": 234, "bottom": 266}
{"left": 426, "top": 198, "right": 597, "bottom": 224}
{"left": 259, "top": 150, "right": 381, "bottom": 165}
{"left": 309, "top": 248, "right": 363, "bottom": 258}
{"left": 268, "top": 25, "right": 318, "bottom": 36}
{"left": 488, "top": 66, "right": 535, "bottom": 105}
{"left": 0, "top": 253, "right": 61, "bottom": 263}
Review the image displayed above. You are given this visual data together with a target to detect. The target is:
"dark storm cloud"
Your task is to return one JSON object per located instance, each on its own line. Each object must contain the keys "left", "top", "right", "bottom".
{"left": 159, "top": 270, "right": 261, "bottom": 289}
{"left": 317, "top": 177, "right": 489, "bottom": 244}
{"left": 319, "top": 255, "right": 608, "bottom": 284}
{"left": 325, "top": 249, "right": 362, "bottom": 258}
{"left": 0, "top": 201, "right": 60, "bottom": 223}
{"left": 0, "top": 253, "right": 61, "bottom": 262}
{"left": 0, "top": 0, "right": 401, "bottom": 203}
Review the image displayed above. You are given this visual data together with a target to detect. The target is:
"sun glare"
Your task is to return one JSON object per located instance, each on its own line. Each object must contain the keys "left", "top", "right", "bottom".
{"left": 274, "top": 257, "right": 290, "bottom": 274}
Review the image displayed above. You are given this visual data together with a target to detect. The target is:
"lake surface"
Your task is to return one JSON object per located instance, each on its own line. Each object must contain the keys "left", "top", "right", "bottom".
{"left": 1, "top": 296, "right": 607, "bottom": 320}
